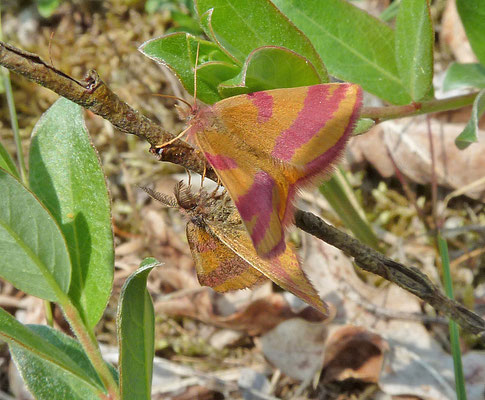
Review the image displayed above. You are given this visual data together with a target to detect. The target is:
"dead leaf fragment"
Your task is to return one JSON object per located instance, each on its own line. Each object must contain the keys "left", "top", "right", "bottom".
{"left": 260, "top": 318, "right": 328, "bottom": 381}
{"left": 322, "top": 326, "right": 388, "bottom": 384}
{"left": 349, "top": 118, "right": 485, "bottom": 201}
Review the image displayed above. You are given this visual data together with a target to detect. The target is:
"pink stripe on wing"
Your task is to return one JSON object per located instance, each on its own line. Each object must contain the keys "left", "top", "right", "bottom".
{"left": 303, "top": 88, "right": 362, "bottom": 177}
{"left": 262, "top": 237, "right": 286, "bottom": 259}
{"left": 236, "top": 171, "right": 279, "bottom": 246}
{"left": 248, "top": 91, "right": 273, "bottom": 123}
{"left": 204, "top": 153, "right": 238, "bottom": 170}
{"left": 272, "top": 85, "right": 347, "bottom": 161}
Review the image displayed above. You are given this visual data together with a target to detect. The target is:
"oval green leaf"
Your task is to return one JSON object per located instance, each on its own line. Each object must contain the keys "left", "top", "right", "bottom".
{"left": 395, "top": 0, "right": 434, "bottom": 101}
{"left": 0, "top": 170, "right": 70, "bottom": 301}
{"left": 9, "top": 324, "right": 106, "bottom": 399}
{"left": 273, "top": 0, "right": 412, "bottom": 105}
{"left": 29, "top": 98, "right": 113, "bottom": 328}
{"left": 0, "top": 139, "right": 19, "bottom": 178}
{"left": 195, "top": 0, "right": 328, "bottom": 81}
{"left": 117, "top": 258, "right": 158, "bottom": 400}
{"left": 0, "top": 308, "right": 103, "bottom": 391}
{"left": 455, "top": 89, "right": 485, "bottom": 149}
{"left": 140, "top": 32, "right": 239, "bottom": 104}
{"left": 443, "top": 63, "right": 485, "bottom": 91}
{"left": 219, "top": 46, "right": 321, "bottom": 97}
{"left": 456, "top": 0, "right": 485, "bottom": 65}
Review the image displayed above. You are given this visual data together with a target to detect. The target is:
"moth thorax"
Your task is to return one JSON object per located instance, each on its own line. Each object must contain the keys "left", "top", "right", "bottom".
{"left": 190, "top": 106, "right": 218, "bottom": 131}
{"left": 189, "top": 213, "right": 206, "bottom": 228}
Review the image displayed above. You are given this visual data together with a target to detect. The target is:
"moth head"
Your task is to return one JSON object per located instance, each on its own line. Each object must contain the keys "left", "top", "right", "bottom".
{"left": 174, "top": 101, "right": 200, "bottom": 122}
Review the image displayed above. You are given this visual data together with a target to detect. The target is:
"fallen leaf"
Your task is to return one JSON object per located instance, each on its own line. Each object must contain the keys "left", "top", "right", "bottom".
{"left": 322, "top": 325, "right": 388, "bottom": 384}
{"left": 349, "top": 117, "right": 485, "bottom": 200}
{"left": 259, "top": 318, "right": 328, "bottom": 381}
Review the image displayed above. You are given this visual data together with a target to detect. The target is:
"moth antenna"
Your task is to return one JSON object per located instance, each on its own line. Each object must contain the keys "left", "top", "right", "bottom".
{"left": 193, "top": 41, "right": 200, "bottom": 108}
{"left": 155, "top": 125, "right": 191, "bottom": 149}
{"left": 139, "top": 186, "right": 177, "bottom": 208}
{"left": 174, "top": 181, "right": 198, "bottom": 210}
{"left": 152, "top": 93, "right": 192, "bottom": 110}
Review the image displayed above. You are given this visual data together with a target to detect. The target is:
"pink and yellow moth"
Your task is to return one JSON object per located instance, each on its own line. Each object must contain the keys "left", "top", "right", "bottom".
{"left": 144, "top": 182, "right": 328, "bottom": 315}
{"left": 162, "top": 83, "right": 363, "bottom": 259}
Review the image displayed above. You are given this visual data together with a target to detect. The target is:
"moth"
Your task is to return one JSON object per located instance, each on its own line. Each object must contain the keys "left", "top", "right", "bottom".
{"left": 159, "top": 83, "right": 363, "bottom": 259}
{"left": 144, "top": 182, "right": 328, "bottom": 315}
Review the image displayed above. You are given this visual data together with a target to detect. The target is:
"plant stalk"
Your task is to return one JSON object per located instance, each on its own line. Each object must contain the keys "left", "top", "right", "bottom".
{"left": 361, "top": 92, "right": 478, "bottom": 123}
{"left": 60, "top": 299, "right": 120, "bottom": 399}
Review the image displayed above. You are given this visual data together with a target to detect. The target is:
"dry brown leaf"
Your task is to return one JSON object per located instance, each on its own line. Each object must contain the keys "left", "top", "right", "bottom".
{"left": 322, "top": 325, "right": 388, "bottom": 384}
{"left": 349, "top": 118, "right": 485, "bottom": 200}
{"left": 155, "top": 288, "right": 326, "bottom": 336}
{"left": 154, "top": 288, "right": 214, "bottom": 321}
{"left": 259, "top": 318, "right": 328, "bottom": 381}
{"left": 300, "top": 236, "right": 485, "bottom": 398}
{"left": 216, "top": 293, "right": 326, "bottom": 336}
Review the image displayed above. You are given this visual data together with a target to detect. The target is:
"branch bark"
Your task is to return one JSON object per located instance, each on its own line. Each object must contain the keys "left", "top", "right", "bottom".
{"left": 2, "top": 40, "right": 484, "bottom": 339}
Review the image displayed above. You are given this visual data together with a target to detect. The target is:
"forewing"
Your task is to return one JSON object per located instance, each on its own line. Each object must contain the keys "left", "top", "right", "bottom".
{"left": 207, "top": 218, "right": 329, "bottom": 316}
{"left": 195, "top": 84, "right": 362, "bottom": 259}
{"left": 186, "top": 221, "right": 266, "bottom": 292}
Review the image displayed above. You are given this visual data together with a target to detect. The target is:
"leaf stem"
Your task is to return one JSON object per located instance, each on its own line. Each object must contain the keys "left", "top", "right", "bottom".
{"left": 60, "top": 298, "right": 120, "bottom": 399}
{"left": 360, "top": 92, "right": 478, "bottom": 123}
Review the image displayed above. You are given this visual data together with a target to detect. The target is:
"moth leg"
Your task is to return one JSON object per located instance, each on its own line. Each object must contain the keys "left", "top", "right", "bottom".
{"left": 155, "top": 126, "right": 190, "bottom": 149}
{"left": 198, "top": 162, "right": 207, "bottom": 195}
{"left": 210, "top": 176, "right": 222, "bottom": 198}
{"left": 185, "top": 168, "right": 192, "bottom": 187}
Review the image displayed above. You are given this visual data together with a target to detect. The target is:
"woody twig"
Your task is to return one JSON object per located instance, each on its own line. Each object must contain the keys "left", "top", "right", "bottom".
{"left": 0, "top": 41, "right": 214, "bottom": 181}
{"left": 1, "top": 41, "right": 484, "bottom": 338}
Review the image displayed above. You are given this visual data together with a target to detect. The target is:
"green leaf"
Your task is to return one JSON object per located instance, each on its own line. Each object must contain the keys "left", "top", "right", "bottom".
{"left": 29, "top": 98, "right": 113, "bottom": 329}
{"left": 140, "top": 33, "right": 239, "bottom": 104}
{"left": 195, "top": 0, "right": 328, "bottom": 81}
{"left": 0, "top": 170, "right": 70, "bottom": 301}
{"left": 0, "top": 309, "right": 103, "bottom": 392}
{"left": 456, "top": 0, "right": 485, "bottom": 65}
{"left": 353, "top": 118, "right": 375, "bottom": 135}
{"left": 272, "top": 0, "right": 412, "bottom": 105}
{"left": 170, "top": 11, "right": 205, "bottom": 35}
{"left": 9, "top": 324, "right": 106, "bottom": 400}
{"left": 0, "top": 139, "right": 19, "bottom": 178}
{"left": 219, "top": 46, "right": 321, "bottom": 97}
{"left": 455, "top": 89, "right": 485, "bottom": 149}
{"left": 319, "top": 170, "right": 380, "bottom": 250}
{"left": 37, "top": 0, "right": 60, "bottom": 18}
{"left": 395, "top": 0, "right": 434, "bottom": 101}
{"left": 443, "top": 63, "right": 485, "bottom": 91}
{"left": 117, "top": 259, "right": 157, "bottom": 400}
{"left": 196, "top": 61, "right": 241, "bottom": 103}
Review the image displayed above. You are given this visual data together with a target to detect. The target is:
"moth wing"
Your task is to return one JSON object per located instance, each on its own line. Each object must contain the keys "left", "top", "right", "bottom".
{"left": 207, "top": 218, "right": 329, "bottom": 316}
{"left": 186, "top": 221, "right": 266, "bottom": 292}
{"left": 196, "top": 84, "right": 362, "bottom": 259}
